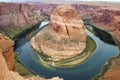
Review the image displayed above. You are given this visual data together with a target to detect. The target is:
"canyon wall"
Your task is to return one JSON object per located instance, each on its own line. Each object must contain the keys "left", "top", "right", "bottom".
{"left": 34, "top": 3, "right": 100, "bottom": 18}
{"left": 0, "top": 2, "right": 43, "bottom": 27}
{"left": 0, "top": 33, "right": 63, "bottom": 80}
{"left": 35, "top": 3, "right": 57, "bottom": 15}
{"left": 0, "top": 34, "right": 15, "bottom": 71}
{"left": 92, "top": 8, "right": 120, "bottom": 41}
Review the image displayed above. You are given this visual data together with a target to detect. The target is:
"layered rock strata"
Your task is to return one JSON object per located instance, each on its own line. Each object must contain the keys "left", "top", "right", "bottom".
{"left": 0, "top": 34, "right": 15, "bottom": 71}
{"left": 0, "top": 2, "right": 43, "bottom": 27}
{"left": 101, "top": 58, "right": 120, "bottom": 80}
{"left": 31, "top": 5, "right": 87, "bottom": 60}
{"left": 0, "top": 49, "right": 63, "bottom": 80}
{"left": 92, "top": 9, "right": 120, "bottom": 41}
{"left": 0, "top": 33, "right": 63, "bottom": 80}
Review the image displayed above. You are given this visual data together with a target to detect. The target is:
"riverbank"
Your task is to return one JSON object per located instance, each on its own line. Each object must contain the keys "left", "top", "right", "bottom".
{"left": 15, "top": 53, "right": 36, "bottom": 77}
{"left": 37, "top": 35, "right": 97, "bottom": 68}
{"left": 92, "top": 40, "right": 120, "bottom": 80}
{"left": 84, "top": 20, "right": 120, "bottom": 80}
{"left": 0, "top": 18, "right": 49, "bottom": 40}
{"left": 97, "top": 37, "right": 120, "bottom": 80}
{"left": 13, "top": 20, "right": 48, "bottom": 77}
{"left": 0, "top": 26, "right": 29, "bottom": 40}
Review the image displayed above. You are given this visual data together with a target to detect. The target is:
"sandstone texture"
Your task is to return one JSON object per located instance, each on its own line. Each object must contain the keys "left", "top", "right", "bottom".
{"left": 101, "top": 58, "right": 120, "bottom": 80}
{"left": 0, "top": 33, "right": 63, "bottom": 80}
{"left": 92, "top": 8, "right": 120, "bottom": 41}
{"left": 0, "top": 49, "right": 63, "bottom": 80}
{"left": 0, "top": 2, "right": 43, "bottom": 27}
{"left": 31, "top": 5, "right": 87, "bottom": 60}
{"left": 0, "top": 34, "right": 15, "bottom": 71}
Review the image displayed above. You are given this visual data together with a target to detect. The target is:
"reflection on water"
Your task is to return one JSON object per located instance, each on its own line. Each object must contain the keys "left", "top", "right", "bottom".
{"left": 15, "top": 22, "right": 119, "bottom": 80}
{"left": 94, "top": 28, "right": 115, "bottom": 45}
{"left": 86, "top": 25, "right": 115, "bottom": 45}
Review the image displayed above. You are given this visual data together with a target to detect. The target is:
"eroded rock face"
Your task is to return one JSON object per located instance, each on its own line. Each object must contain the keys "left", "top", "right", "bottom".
{"left": 50, "top": 5, "right": 86, "bottom": 41}
{"left": 0, "top": 33, "right": 63, "bottom": 80}
{"left": 0, "top": 34, "right": 15, "bottom": 71}
{"left": 0, "top": 2, "right": 43, "bottom": 27}
{"left": 92, "top": 8, "right": 120, "bottom": 41}
{"left": 0, "top": 49, "right": 63, "bottom": 80}
{"left": 101, "top": 58, "right": 120, "bottom": 80}
{"left": 31, "top": 5, "right": 87, "bottom": 60}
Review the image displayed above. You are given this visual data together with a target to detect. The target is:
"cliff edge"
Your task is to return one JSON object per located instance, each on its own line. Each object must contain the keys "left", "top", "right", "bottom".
{"left": 0, "top": 34, "right": 15, "bottom": 71}
{"left": 0, "top": 33, "right": 63, "bottom": 80}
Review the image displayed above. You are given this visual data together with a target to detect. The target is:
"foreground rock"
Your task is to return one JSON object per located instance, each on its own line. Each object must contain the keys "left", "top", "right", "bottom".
{"left": 31, "top": 5, "right": 87, "bottom": 60}
{"left": 0, "top": 34, "right": 15, "bottom": 71}
{"left": 0, "top": 50, "right": 63, "bottom": 80}
{"left": 0, "top": 33, "right": 63, "bottom": 80}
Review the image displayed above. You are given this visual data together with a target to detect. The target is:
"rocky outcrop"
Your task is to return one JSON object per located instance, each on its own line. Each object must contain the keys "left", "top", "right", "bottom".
{"left": 0, "top": 34, "right": 15, "bottom": 71}
{"left": 100, "top": 58, "right": 120, "bottom": 80}
{"left": 31, "top": 5, "right": 87, "bottom": 60}
{"left": 92, "top": 8, "right": 120, "bottom": 41}
{"left": 0, "top": 33, "right": 63, "bottom": 80}
{"left": 0, "top": 49, "right": 63, "bottom": 80}
{"left": 0, "top": 2, "right": 43, "bottom": 27}
{"left": 35, "top": 3, "right": 57, "bottom": 15}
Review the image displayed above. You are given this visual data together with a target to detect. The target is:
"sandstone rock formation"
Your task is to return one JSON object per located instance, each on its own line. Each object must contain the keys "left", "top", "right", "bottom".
{"left": 101, "top": 58, "right": 120, "bottom": 80}
{"left": 0, "top": 49, "right": 63, "bottom": 80}
{"left": 0, "top": 2, "right": 43, "bottom": 27}
{"left": 0, "top": 34, "right": 15, "bottom": 71}
{"left": 31, "top": 5, "right": 87, "bottom": 60}
{"left": 92, "top": 9, "right": 120, "bottom": 41}
{"left": 0, "top": 33, "right": 63, "bottom": 80}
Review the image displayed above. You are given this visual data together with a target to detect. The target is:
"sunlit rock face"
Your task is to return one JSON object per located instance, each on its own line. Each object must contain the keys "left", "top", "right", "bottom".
{"left": 0, "top": 49, "right": 63, "bottom": 80}
{"left": 50, "top": 5, "right": 86, "bottom": 42}
{"left": 0, "top": 34, "right": 15, "bottom": 71}
{"left": 31, "top": 5, "right": 87, "bottom": 60}
{"left": 0, "top": 34, "right": 63, "bottom": 80}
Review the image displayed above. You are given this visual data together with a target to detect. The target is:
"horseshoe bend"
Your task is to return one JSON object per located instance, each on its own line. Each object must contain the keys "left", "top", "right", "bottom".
{"left": 1, "top": 1, "right": 120, "bottom": 80}
{"left": 31, "top": 5, "right": 95, "bottom": 67}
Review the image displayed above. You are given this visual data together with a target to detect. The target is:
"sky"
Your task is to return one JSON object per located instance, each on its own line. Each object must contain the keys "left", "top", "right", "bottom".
{"left": 0, "top": 0, "right": 120, "bottom": 3}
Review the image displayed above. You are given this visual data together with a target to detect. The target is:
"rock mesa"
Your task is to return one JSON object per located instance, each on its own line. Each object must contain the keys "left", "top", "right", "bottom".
{"left": 31, "top": 5, "right": 87, "bottom": 60}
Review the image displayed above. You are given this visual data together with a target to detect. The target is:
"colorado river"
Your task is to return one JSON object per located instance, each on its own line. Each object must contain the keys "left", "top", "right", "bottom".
{"left": 15, "top": 21, "right": 119, "bottom": 80}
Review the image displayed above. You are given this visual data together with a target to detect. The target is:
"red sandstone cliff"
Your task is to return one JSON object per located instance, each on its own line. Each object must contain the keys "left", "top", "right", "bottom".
{"left": 0, "top": 2, "right": 43, "bottom": 27}
{"left": 92, "top": 8, "right": 120, "bottom": 41}
{"left": 0, "top": 34, "right": 15, "bottom": 71}
{"left": 35, "top": 3, "right": 57, "bottom": 15}
{"left": 0, "top": 33, "right": 63, "bottom": 80}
